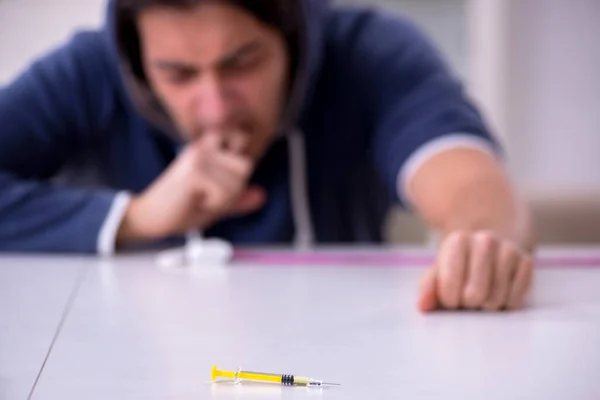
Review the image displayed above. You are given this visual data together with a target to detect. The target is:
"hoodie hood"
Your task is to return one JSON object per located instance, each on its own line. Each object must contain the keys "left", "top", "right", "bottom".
{"left": 103, "top": 0, "right": 331, "bottom": 138}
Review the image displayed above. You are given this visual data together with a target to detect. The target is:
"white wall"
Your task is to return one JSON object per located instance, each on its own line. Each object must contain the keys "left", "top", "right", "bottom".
{"left": 0, "top": 0, "right": 105, "bottom": 84}
{"left": 340, "top": 0, "right": 468, "bottom": 77}
{"left": 507, "top": 0, "right": 600, "bottom": 193}
{"left": 0, "top": 0, "right": 469, "bottom": 83}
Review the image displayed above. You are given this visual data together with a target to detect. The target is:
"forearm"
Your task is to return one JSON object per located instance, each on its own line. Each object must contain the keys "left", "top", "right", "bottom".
{"left": 115, "top": 196, "right": 175, "bottom": 246}
{"left": 0, "top": 172, "right": 119, "bottom": 254}
{"left": 437, "top": 172, "right": 536, "bottom": 253}
{"left": 406, "top": 148, "right": 536, "bottom": 253}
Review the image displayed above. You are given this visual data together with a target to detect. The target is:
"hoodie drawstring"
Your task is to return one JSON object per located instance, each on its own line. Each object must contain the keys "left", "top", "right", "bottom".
{"left": 287, "top": 129, "right": 315, "bottom": 249}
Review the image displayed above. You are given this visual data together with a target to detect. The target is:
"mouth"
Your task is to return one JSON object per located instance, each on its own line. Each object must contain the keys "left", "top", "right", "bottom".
{"left": 188, "top": 129, "right": 253, "bottom": 155}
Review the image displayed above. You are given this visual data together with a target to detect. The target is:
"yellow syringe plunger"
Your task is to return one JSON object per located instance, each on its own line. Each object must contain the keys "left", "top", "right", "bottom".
{"left": 211, "top": 365, "right": 340, "bottom": 387}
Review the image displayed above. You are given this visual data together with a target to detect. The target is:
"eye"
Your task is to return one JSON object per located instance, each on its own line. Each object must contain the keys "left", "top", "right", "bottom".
{"left": 166, "top": 69, "right": 197, "bottom": 84}
{"left": 221, "top": 52, "right": 264, "bottom": 75}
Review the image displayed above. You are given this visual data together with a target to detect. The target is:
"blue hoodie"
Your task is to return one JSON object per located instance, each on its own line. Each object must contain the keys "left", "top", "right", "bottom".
{"left": 0, "top": 0, "right": 499, "bottom": 254}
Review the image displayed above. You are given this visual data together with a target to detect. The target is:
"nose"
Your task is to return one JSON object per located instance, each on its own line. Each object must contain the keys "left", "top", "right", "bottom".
{"left": 194, "top": 73, "right": 228, "bottom": 130}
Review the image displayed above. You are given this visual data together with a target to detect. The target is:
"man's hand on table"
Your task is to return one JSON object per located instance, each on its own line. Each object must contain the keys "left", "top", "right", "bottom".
{"left": 417, "top": 230, "right": 534, "bottom": 312}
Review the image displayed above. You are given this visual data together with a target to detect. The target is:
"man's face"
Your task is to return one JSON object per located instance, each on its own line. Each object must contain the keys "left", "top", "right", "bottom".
{"left": 138, "top": 1, "right": 289, "bottom": 159}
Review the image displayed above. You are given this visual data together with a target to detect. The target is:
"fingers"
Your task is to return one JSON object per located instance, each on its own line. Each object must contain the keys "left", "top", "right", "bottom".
{"left": 231, "top": 186, "right": 266, "bottom": 215}
{"left": 185, "top": 131, "right": 262, "bottom": 220}
{"left": 226, "top": 132, "right": 249, "bottom": 155}
{"left": 192, "top": 174, "right": 228, "bottom": 211}
{"left": 482, "top": 242, "right": 518, "bottom": 311}
{"left": 418, "top": 267, "right": 438, "bottom": 312}
{"left": 196, "top": 132, "right": 253, "bottom": 184}
{"left": 205, "top": 150, "right": 252, "bottom": 181}
{"left": 426, "top": 230, "right": 534, "bottom": 313}
{"left": 461, "top": 232, "right": 496, "bottom": 309}
{"left": 507, "top": 255, "right": 534, "bottom": 310}
{"left": 436, "top": 231, "right": 468, "bottom": 309}
{"left": 192, "top": 152, "right": 262, "bottom": 215}
{"left": 199, "top": 132, "right": 223, "bottom": 150}
{"left": 193, "top": 134, "right": 254, "bottom": 194}
{"left": 185, "top": 187, "right": 264, "bottom": 232}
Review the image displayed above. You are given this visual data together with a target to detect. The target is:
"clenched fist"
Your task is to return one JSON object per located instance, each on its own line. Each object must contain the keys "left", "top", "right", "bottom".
{"left": 418, "top": 230, "right": 534, "bottom": 312}
{"left": 117, "top": 132, "right": 265, "bottom": 243}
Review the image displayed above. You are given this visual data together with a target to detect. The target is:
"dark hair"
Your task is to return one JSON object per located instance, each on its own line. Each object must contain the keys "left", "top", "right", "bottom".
{"left": 116, "top": 0, "right": 301, "bottom": 84}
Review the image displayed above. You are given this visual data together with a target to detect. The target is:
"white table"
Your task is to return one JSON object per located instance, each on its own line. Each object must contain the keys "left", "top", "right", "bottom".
{"left": 16, "top": 249, "right": 600, "bottom": 400}
{"left": 0, "top": 256, "right": 85, "bottom": 400}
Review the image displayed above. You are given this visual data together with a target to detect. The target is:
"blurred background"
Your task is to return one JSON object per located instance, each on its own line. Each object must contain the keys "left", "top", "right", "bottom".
{"left": 1, "top": 0, "right": 599, "bottom": 245}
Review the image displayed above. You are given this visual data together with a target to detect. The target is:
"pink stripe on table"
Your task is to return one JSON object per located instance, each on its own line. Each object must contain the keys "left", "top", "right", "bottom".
{"left": 232, "top": 250, "right": 600, "bottom": 267}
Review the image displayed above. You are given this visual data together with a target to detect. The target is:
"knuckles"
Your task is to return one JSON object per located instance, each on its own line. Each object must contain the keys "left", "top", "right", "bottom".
{"left": 462, "top": 285, "right": 487, "bottom": 308}
{"left": 471, "top": 230, "right": 499, "bottom": 251}
{"left": 437, "top": 229, "right": 531, "bottom": 311}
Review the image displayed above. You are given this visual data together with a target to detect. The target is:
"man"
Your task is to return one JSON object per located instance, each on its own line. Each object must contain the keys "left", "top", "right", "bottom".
{"left": 0, "top": 0, "right": 535, "bottom": 312}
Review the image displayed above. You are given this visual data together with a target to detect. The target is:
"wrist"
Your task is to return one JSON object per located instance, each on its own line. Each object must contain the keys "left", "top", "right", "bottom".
{"left": 117, "top": 196, "right": 163, "bottom": 244}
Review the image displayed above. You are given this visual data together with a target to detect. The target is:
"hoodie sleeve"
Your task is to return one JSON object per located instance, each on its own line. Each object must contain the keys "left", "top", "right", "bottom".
{"left": 349, "top": 10, "right": 503, "bottom": 207}
{"left": 0, "top": 32, "right": 127, "bottom": 254}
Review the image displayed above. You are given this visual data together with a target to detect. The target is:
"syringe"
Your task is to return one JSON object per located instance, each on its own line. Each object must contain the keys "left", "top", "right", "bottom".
{"left": 211, "top": 365, "right": 340, "bottom": 387}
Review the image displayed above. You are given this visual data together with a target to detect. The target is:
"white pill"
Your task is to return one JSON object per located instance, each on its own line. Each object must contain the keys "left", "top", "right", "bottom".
{"left": 186, "top": 238, "right": 233, "bottom": 266}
